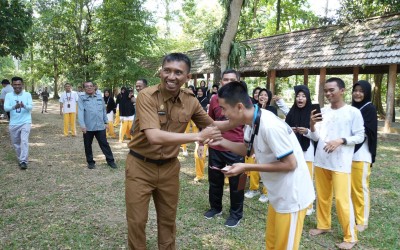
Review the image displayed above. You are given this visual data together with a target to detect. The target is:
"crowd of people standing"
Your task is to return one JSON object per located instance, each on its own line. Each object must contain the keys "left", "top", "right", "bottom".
{"left": 1, "top": 52, "right": 378, "bottom": 250}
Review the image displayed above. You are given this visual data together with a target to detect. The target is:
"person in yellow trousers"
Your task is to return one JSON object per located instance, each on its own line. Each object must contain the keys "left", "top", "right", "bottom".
{"left": 181, "top": 120, "right": 198, "bottom": 156}
{"left": 114, "top": 87, "right": 125, "bottom": 127}
{"left": 119, "top": 88, "right": 135, "bottom": 143}
{"left": 59, "top": 83, "right": 79, "bottom": 137}
{"left": 194, "top": 142, "right": 208, "bottom": 181}
{"left": 351, "top": 80, "right": 377, "bottom": 233}
{"left": 104, "top": 89, "right": 117, "bottom": 138}
{"left": 244, "top": 155, "right": 268, "bottom": 203}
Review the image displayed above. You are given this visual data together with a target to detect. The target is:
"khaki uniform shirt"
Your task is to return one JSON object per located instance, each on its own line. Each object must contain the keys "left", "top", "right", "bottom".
{"left": 128, "top": 83, "right": 213, "bottom": 160}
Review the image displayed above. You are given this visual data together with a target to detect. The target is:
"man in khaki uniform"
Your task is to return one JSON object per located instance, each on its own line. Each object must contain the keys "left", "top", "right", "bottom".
{"left": 125, "top": 53, "right": 227, "bottom": 249}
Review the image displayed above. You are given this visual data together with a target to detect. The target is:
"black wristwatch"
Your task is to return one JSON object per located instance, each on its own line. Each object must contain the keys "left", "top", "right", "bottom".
{"left": 342, "top": 138, "right": 347, "bottom": 145}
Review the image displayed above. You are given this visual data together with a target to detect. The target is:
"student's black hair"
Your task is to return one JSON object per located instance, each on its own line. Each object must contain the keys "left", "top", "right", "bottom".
{"left": 162, "top": 53, "right": 191, "bottom": 72}
{"left": 11, "top": 77, "right": 23, "bottom": 83}
{"left": 138, "top": 79, "right": 148, "bottom": 86}
{"left": 221, "top": 69, "right": 240, "bottom": 80}
{"left": 218, "top": 81, "right": 252, "bottom": 109}
{"left": 212, "top": 84, "right": 219, "bottom": 90}
{"left": 326, "top": 77, "right": 345, "bottom": 89}
{"left": 252, "top": 86, "right": 261, "bottom": 97}
{"left": 1, "top": 79, "right": 10, "bottom": 85}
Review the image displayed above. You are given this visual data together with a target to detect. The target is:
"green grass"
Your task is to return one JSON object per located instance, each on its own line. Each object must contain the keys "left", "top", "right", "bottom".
{"left": 0, "top": 101, "right": 399, "bottom": 249}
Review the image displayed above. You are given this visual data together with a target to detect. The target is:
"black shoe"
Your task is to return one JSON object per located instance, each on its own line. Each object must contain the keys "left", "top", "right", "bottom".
{"left": 225, "top": 216, "right": 241, "bottom": 228}
{"left": 108, "top": 162, "right": 117, "bottom": 169}
{"left": 88, "top": 163, "right": 96, "bottom": 169}
{"left": 20, "top": 162, "right": 28, "bottom": 170}
{"left": 204, "top": 209, "right": 222, "bottom": 219}
{"left": 41, "top": 111, "right": 43, "bottom": 113}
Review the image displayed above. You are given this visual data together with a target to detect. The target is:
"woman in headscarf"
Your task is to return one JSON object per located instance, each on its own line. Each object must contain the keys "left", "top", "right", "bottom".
{"left": 251, "top": 87, "right": 261, "bottom": 104}
{"left": 258, "top": 88, "right": 278, "bottom": 115}
{"left": 285, "top": 85, "right": 315, "bottom": 215}
{"left": 351, "top": 80, "right": 377, "bottom": 232}
{"left": 118, "top": 87, "right": 135, "bottom": 143}
{"left": 104, "top": 89, "right": 117, "bottom": 138}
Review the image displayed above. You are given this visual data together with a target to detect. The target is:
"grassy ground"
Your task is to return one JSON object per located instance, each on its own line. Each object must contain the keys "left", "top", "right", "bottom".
{"left": 0, "top": 100, "right": 399, "bottom": 249}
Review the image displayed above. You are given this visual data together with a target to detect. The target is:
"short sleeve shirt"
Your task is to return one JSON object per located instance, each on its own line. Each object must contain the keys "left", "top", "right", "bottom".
{"left": 59, "top": 91, "right": 79, "bottom": 113}
{"left": 245, "top": 109, "right": 315, "bottom": 213}
{"left": 128, "top": 84, "right": 213, "bottom": 160}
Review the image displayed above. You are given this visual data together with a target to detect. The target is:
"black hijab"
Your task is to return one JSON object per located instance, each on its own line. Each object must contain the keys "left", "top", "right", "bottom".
{"left": 285, "top": 85, "right": 313, "bottom": 151}
{"left": 352, "top": 80, "right": 377, "bottom": 163}
{"left": 258, "top": 88, "right": 277, "bottom": 116}
{"left": 197, "top": 87, "right": 209, "bottom": 111}
{"left": 103, "top": 89, "right": 116, "bottom": 114}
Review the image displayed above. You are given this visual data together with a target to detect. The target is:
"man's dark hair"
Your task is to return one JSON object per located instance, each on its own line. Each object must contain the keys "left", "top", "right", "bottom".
{"left": 221, "top": 69, "right": 240, "bottom": 80}
{"left": 162, "top": 53, "right": 191, "bottom": 73}
{"left": 64, "top": 82, "right": 71, "bottom": 87}
{"left": 1, "top": 79, "right": 10, "bottom": 85}
{"left": 218, "top": 81, "right": 252, "bottom": 109}
{"left": 138, "top": 79, "right": 148, "bottom": 86}
{"left": 11, "top": 77, "right": 23, "bottom": 83}
{"left": 326, "top": 77, "right": 345, "bottom": 89}
{"left": 212, "top": 84, "right": 219, "bottom": 90}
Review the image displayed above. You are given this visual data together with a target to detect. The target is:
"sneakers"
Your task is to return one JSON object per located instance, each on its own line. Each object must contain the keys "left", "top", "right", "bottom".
{"left": 88, "top": 163, "right": 96, "bottom": 169}
{"left": 225, "top": 216, "right": 241, "bottom": 228}
{"left": 19, "top": 162, "right": 28, "bottom": 170}
{"left": 245, "top": 190, "right": 260, "bottom": 199}
{"left": 108, "top": 162, "right": 117, "bottom": 169}
{"left": 182, "top": 150, "right": 188, "bottom": 157}
{"left": 193, "top": 177, "right": 203, "bottom": 182}
{"left": 204, "top": 209, "right": 222, "bottom": 219}
{"left": 258, "top": 194, "right": 269, "bottom": 203}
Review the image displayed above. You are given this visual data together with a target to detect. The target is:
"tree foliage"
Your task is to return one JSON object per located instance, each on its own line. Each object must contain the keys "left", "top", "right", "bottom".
{"left": 0, "top": 0, "right": 33, "bottom": 58}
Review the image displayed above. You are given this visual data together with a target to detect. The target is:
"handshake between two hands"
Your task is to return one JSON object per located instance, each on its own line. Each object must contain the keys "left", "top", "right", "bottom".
{"left": 199, "top": 125, "right": 223, "bottom": 146}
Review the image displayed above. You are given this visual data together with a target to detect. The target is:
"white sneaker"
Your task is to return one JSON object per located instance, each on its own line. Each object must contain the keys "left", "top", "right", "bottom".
{"left": 182, "top": 151, "right": 188, "bottom": 157}
{"left": 258, "top": 194, "right": 269, "bottom": 203}
{"left": 244, "top": 190, "right": 260, "bottom": 199}
{"left": 306, "top": 208, "right": 314, "bottom": 216}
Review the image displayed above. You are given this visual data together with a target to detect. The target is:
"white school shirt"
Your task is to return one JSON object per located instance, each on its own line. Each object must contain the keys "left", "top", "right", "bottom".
{"left": 308, "top": 105, "right": 365, "bottom": 173}
{"left": 59, "top": 91, "right": 79, "bottom": 113}
{"left": 352, "top": 136, "right": 372, "bottom": 163}
{"left": 244, "top": 109, "right": 315, "bottom": 213}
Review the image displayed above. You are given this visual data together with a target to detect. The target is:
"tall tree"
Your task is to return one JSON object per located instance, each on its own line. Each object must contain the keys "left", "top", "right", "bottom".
{"left": 0, "top": 0, "right": 33, "bottom": 58}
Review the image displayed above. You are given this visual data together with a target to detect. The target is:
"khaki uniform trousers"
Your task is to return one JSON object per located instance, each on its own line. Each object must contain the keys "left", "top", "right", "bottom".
{"left": 125, "top": 153, "right": 180, "bottom": 250}
{"left": 63, "top": 112, "right": 76, "bottom": 136}
{"left": 266, "top": 205, "right": 308, "bottom": 250}
{"left": 351, "top": 161, "right": 371, "bottom": 226}
{"left": 314, "top": 167, "right": 358, "bottom": 243}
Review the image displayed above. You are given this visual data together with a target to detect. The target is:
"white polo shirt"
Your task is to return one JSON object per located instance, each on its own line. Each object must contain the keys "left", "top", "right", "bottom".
{"left": 244, "top": 109, "right": 315, "bottom": 213}
{"left": 59, "top": 91, "right": 79, "bottom": 113}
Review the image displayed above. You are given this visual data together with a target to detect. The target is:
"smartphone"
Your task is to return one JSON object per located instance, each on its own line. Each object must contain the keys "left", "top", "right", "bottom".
{"left": 209, "top": 166, "right": 221, "bottom": 171}
{"left": 311, "top": 104, "right": 321, "bottom": 114}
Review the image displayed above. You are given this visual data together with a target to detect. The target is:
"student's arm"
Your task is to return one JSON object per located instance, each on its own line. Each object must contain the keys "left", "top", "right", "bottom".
{"left": 22, "top": 93, "right": 33, "bottom": 111}
{"left": 3, "top": 94, "right": 13, "bottom": 111}
{"left": 207, "top": 137, "right": 247, "bottom": 156}
{"left": 273, "top": 96, "right": 290, "bottom": 115}
{"left": 222, "top": 153, "right": 297, "bottom": 177}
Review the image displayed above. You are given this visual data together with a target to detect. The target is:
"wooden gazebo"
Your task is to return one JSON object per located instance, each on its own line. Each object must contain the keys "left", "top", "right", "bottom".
{"left": 186, "top": 13, "right": 400, "bottom": 133}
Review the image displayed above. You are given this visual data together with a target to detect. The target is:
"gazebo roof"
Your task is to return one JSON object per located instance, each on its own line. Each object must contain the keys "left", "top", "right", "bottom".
{"left": 187, "top": 13, "right": 400, "bottom": 77}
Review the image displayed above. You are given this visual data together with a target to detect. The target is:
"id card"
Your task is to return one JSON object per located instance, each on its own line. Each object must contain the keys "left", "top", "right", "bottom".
{"left": 67, "top": 104, "right": 70, "bottom": 108}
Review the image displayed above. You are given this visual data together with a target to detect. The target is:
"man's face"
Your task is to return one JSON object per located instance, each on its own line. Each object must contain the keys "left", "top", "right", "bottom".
{"left": 324, "top": 81, "right": 344, "bottom": 104}
{"left": 135, "top": 80, "right": 145, "bottom": 93}
{"left": 84, "top": 82, "right": 95, "bottom": 95}
{"left": 218, "top": 98, "right": 241, "bottom": 124}
{"left": 220, "top": 73, "right": 238, "bottom": 86}
{"left": 65, "top": 84, "right": 71, "bottom": 92}
{"left": 44, "top": 87, "right": 48, "bottom": 91}
{"left": 12, "top": 80, "right": 23, "bottom": 94}
{"left": 160, "top": 61, "right": 191, "bottom": 96}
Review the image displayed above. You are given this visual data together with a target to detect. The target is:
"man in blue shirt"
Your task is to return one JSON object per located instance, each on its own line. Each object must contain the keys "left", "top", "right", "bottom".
{"left": 4, "top": 77, "right": 33, "bottom": 169}
{"left": 78, "top": 81, "right": 117, "bottom": 169}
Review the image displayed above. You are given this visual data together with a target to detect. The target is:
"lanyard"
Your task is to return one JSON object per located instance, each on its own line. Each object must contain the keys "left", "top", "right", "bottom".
{"left": 247, "top": 105, "right": 261, "bottom": 157}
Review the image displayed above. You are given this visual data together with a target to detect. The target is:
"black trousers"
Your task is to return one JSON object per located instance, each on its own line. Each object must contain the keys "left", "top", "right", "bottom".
{"left": 83, "top": 129, "right": 114, "bottom": 165}
{"left": 208, "top": 148, "right": 245, "bottom": 220}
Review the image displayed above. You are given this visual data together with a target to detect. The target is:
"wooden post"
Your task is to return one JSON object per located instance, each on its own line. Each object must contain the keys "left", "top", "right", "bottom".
{"left": 266, "top": 73, "right": 270, "bottom": 89}
{"left": 206, "top": 73, "right": 210, "bottom": 89}
{"left": 193, "top": 75, "right": 197, "bottom": 88}
{"left": 304, "top": 69, "right": 309, "bottom": 86}
{"left": 384, "top": 64, "right": 397, "bottom": 133}
{"left": 318, "top": 68, "right": 326, "bottom": 107}
{"left": 269, "top": 70, "right": 276, "bottom": 94}
{"left": 353, "top": 67, "right": 359, "bottom": 84}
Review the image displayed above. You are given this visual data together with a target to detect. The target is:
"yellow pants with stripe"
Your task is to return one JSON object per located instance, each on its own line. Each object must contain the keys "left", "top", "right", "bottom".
{"left": 314, "top": 167, "right": 358, "bottom": 243}
{"left": 119, "top": 120, "right": 133, "bottom": 142}
{"left": 246, "top": 156, "right": 267, "bottom": 194}
{"left": 181, "top": 120, "right": 198, "bottom": 152}
{"left": 351, "top": 161, "right": 371, "bottom": 226}
{"left": 113, "top": 110, "right": 120, "bottom": 127}
{"left": 266, "top": 205, "right": 307, "bottom": 250}
{"left": 194, "top": 144, "right": 208, "bottom": 179}
{"left": 63, "top": 113, "right": 76, "bottom": 136}
{"left": 106, "top": 122, "right": 116, "bottom": 138}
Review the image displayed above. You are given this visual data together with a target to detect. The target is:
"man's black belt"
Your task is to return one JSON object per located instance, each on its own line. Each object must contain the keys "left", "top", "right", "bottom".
{"left": 129, "top": 150, "right": 173, "bottom": 165}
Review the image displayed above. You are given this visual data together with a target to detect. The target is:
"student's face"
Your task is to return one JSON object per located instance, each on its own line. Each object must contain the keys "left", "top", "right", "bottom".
{"left": 200, "top": 81, "right": 206, "bottom": 87}
{"left": 296, "top": 91, "right": 307, "bottom": 108}
{"left": 258, "top": 91, "right": 268, "bottom": 105}
{"left": 65, "top": 84, "right": 71, "bottom": 92}
{"left": 84, "top": 82, "right": 95, "bottom": 95}
{"left": 253, "top": 89, "right": 260, "bottom": 100}
{"left": 218, "top": 98, "right": 244, "bottom": 125}
{"left": 104, "top": 91, "right": 110, "bottom": 97}
{"left": 160, "top": 60, "right": 191, "bottom": 96}
{"left": 12, "top": 80, "right": 23, "bottom": 94}
{"left": 135, "top": 80, "right": 145, "bottom": 93}
{"left": 352, "top": 85, "right": 364, "bottom": 103}
{"left": 220, "top": 73, "right": 238, "bottom": 86}
{"left": 197, "top": 88, "right": 203, "bottom": 97}
{"left": 212, "top": 87, "right": 218, "bottom": 93}
{"left": 324, "top": 81, "right": 344, "bottom": 104}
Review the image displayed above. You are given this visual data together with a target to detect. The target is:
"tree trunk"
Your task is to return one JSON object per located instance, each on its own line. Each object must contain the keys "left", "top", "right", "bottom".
{"left": 276, "top": 0, "right": 281, "bottom": 32}
{"left": 219, "top": 0, "right": 244, "bottom": 74}
{"left": 372, "top": 74, "right": 385, "bottom": 118}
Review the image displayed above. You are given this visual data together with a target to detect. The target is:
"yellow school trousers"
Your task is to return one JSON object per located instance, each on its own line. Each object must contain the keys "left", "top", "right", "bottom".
{"left": 63, "top": 113, "right": 76, "bottom": 136}
{"left": 351, "top": 161, "right": 371, "bottom": 226}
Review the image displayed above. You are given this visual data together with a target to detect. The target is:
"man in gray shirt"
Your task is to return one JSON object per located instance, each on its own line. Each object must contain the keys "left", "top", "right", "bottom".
{"left": 78, "top": 81, "right": 117, "bottom": 169}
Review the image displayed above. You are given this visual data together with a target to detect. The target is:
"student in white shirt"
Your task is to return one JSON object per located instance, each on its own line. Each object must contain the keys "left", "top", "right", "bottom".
{"left": 208, "top": 81, "right": 315, "bottom": 250}
{"left": 308, "top": 77, "right": 364, "bottom": 250}
{"left": 59, "top": 83, "right": 79, "bottom": 136}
